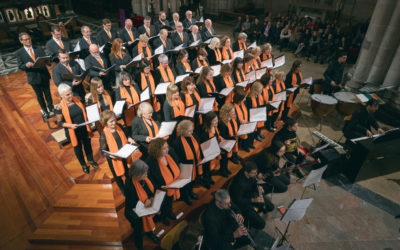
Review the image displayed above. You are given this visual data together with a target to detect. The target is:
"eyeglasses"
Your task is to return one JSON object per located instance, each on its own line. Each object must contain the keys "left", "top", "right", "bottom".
{"left": 21, "top": 38, "right": 31, "bottom": 41}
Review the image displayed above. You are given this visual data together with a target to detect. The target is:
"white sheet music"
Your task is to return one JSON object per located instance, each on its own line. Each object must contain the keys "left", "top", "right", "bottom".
{"left": 75, "top": 58, "right": 86, "bottom": 71}
{"left": 261, "top": 58, "right": 273, "bottom": 68}
{"left": 165, "top": 164, "right": 193, "bottom": 188}
{"left": 219, "top": 87, "right": 234, "bottom": 96}
{"left": 303, "top": 165, "right": 327, "bottom": 187}
{"left": 281, "top": 198, "right": 313, "bottom": 222}
{"left": 245, "top": 70, "right": 256, "bottom": 83}
{"left": 301, "top": 77, "right": 312, "bottom": 85}
{"left": 356, "top": 93, "right": 369, "bottom": 103}
{"left": 132, "top": 52, "right": 143, "bottom": 62}
{"left": 237, "top": 122, "right": 257, "bottom": 136}
{"left": 195, "top": 66, "right": 203, "bottom": 74}
{"left": 74, "top": 42, "right": 80, "bottom": 52}
{"left": 273, "top": 91, "right": 287, "bottom": 102}
{"left": 154, "top": 45, "right": 164, "bottom": 55}
{"left": 198, "top": 98, "right": 215, "bottom": 114}
{"left": 204, "top": 38, "right": 212, "bottom": 44}
{"left": 199, "top": 137, "right": 221, "bottom": 164}
{"left": 140, "top": 87, "right": 150, "bottom": 102}
{"left": 114, "top": 100, "right": 126, "bottom": 117}
{"left": 270, "top": 101, "right": 282, "bottom": 109}
{"left": 233, "top": 50, "right": 244, "bottom": 59}
{"left": 171, "top": 44, "right": 184, "bottom": 52}
{"left": 133, "top": 190, "right": 166, "bottom": 217}
{"left": 219, "top": 139, "right": 236, "bottom": 152}
{"left": 189, "top": 40, "right": 201, "bottom": 47}
{"left": 155, "top": 82, "right": 171, "bottom": 95}
{"left": 222, "top": 58, "right": 234, "bottom": 64}
{"left": 199, "top": 16, "right": 204, "bottom": 22}
{"left": 175, "top": 73, "right": 190, "bottom": 84}
{"left": 287, "top": 87, "right": 298, "bottom": 92}
{"left": 103, "top": 144, "right": 138, "bottom": 159}
{"left": 250, "top": 107, "right": 267, "bottom": 122}
{"left": 211, "top": 64, "right": 221, "bottom": 76}
{"left": 99, "top": 44, "right": 105, "bottom": 53}
{"left": 248, "top": 42, "right": 256, "bottom": 49}
{"left": 272, "top": 243, "right": 291, "bottom": 250}
{"left": 184, "top": 105, "right": 196, "bottom": 117}
{"left": 273, "top": 56, "right": 285, "bottom": 68}
{"left": 157, "top": 121, "right": 177, "bottom": 137}
{"left": 86, "top": 104, "right": 100, "bottom": 123}
{"left": 256, "top": 68, "right": 267, "bottom": 80}
{"left": 236, "top": 80, "right": 249, "bottom": 87}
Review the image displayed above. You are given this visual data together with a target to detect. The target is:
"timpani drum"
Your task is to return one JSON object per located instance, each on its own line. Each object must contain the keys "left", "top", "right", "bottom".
{"left": 310, "top": 94, "right": 338, "bottom": 117}
{"left": 333, "top": 91, "right": 359, "bottom": 116}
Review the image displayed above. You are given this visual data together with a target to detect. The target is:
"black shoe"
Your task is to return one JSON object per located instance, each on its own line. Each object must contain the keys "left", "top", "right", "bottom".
{"left": 267, "top": 126, "right": 275, "bottom": 132}
{"left": 233, "top": 153, "right": 243, "bottom": 161}
{"left": 248, "top": 144, "right": 255, "bottom": 149}
{"left": 230, "top": 157, "right": 239, "bottom": 164}
{"left": 146, "top": 232, "right": 160, "bottom": 244}
{"left": 40, "top": 109, "right": 49, "bottom": 119}
{"left": 88, "top": 161, "right": 98, "bottom": 169}
{"left": 218, "top": 169, "right": 229, "bottom": 177}
{"left": 242, "top": 146, "right": 250, "bottom": 152}
{"left": 255, "top": 134, "right": 263, "bottom": 141}
{"left": 259, "top": 134, "right": 265, "bottom": 139}
{"left": 167, "top": 212, "right": 177, "bottom": 220}
{"left": 81, "top": 164, "right": 90, "bottom": 174}
{"left": 190, "top": 193, "right": 198, "bottom": 200}
{"left": 48, "top": 106, "right": 55, "bottom": 117}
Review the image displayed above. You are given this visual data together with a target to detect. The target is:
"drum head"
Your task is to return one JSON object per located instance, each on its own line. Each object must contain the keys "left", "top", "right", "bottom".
{"left": 334, "top": 91, "right": 358, "bottom": 103}
{"left": 311, "top": 94, "right": 338, "bottom": 105}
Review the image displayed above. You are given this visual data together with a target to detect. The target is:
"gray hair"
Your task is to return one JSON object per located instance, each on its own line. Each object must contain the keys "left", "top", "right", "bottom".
{"left": 129, "top": 160, "right": 149, "bottom": 179}
{"left": 215, "top": 189, "right": 230, "bottom": 202}
{"left": 18, "top": 32, "right": 29, "bottom": 41}
{"left": 158, "top": 54, "right": 168, "bottom": 63}
{"left": 238, "top": 32, "right": 248, "bottom": 40}
{"left": 137, "top": 102, "right": 153, "bottom": 117}
{"left": 80, "top": 25, "right": 89, "bottom": 33}
{"left": 208, "top": 37, "right": 220, "bottom": 50}
{"left": 58, "top": 83, "right": 72, "bottom": 96}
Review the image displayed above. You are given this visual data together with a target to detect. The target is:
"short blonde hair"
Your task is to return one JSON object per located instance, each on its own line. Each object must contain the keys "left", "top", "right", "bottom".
{"left": 208, "top": 37, "right": 220, "bottom": 50}
{"left": 219, "top": 103, "right": 234, "bottom": 124}
{"left": 176, "top": 120, "right": 193, "bottom": 137}
{"left": 166, "top": 84, "right": 179, "bottom": 105}
{"left": 274, "top": 70, "right": 285, "bottom": 79}
{"left": 238, "top": 32, "right": 247, "bottom": 40}
{"left": 261, "top": 43, "right": 272, "bottom": 53}
{"left": 137, "top": 102, "right": 153, "bottom": 117}
{"left": 58, "top": 83, "right": 71, "bottom": 97}
{"left": 250, "top": 81, "right": 263, "bottom": 97}
{"left": 139, "top": 34, "right": 149, "bottom": 43}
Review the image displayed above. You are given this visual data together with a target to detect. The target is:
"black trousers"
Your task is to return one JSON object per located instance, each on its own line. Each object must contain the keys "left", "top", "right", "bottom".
{"left": 242, "top": 206, "right": 266, "bottom": 230}
{"left": 71, "top": 127, "right": 94, "bottom": 166}
{"left": 106, "top": 158, "right": 129, "bottom": 194}
{"left": 264, "top": 174, "right": 290, "bottom": 193}
{"left": 31, "top": 82, "right": 53, "bottom": 111}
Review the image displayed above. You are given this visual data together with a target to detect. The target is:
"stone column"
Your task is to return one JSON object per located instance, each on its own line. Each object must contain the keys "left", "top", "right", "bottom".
{"left": 366, "top": 1, "right": 400, "bottom": 86}
{"left": 382, "top": 44, "right": 400, "bottom": 108}
{"left": 347, "top": 0, "right": 397, "bottom": 89}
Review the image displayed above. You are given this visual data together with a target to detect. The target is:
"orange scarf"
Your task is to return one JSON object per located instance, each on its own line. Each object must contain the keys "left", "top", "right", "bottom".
{"left": 141, "top": 72, "right": 160, "bottom": 112}
{"left": 238, "top": 40, "right": 247, "bottom": 50}
{"left": 262, "top": 85, "right": 277, "bottom": 115}
{"left": 158, "top": 154, "right": 180, "bottom": 200}
{"left": 197, "top": 57, "right": 208, "bottom": 68}
{"left": 182, "top": 61, "right": 191, "bottom": 72}
{"left": 251, "top": 94, "right": 265, "bottom": 128}
{"left": 205, "top": 79, "right": 216, "bottom": 94}
{"left": 207, "top": 127, "right": 221, "bottom": 170}
{"left": 235, "top": 68, "right": 245, "bottom": 83}
{"left": 120, "top": 85, "right": 140, "bottom": 126}
{"left": 287, "top": 71, "right": 302, "bottom": 108}
{"left": 255, "top": 57, "right": 261, "bottom": 69}
{"left": 226, "top": 119, "right": 239, "bottom": 156}
{"left": 158, "top": 65, "right": 175, "bottom": 85}
{"left": 142, "top": 117, "right": 159, "bottom": 138}
{"left": 138, "top": 42, "right": 152, "bottom": 58}
{"left": 172, "top": 98, "right": 185, "bottom": 118}
{"left": 184, "top": 90, "right": 200, "bottom": 107}
{"left": 61, "top": 97, "right": 91, "bottom": 147}
{"left": 132, "top": 177, "right": 155, "bottom": 232}
{"left": 222, "top": 46, "right": 233, "bottom": 60}
{"left": 214, "top": 48, "right": 222, "bottom": 62}
{"left": 244, "top": 62, "right": 255, "bottom": 74}
{"left": 104, "top": 125, "right": 130, "bottom": 176}
{"left": 274, "top": 79, "right": 286, "bottom": 112}
{"left": 262, "top": 51, "right": 272, "bottom": 61}
{"left": 180, "top": 136, "right": 202, "bottom": 180}
{"left": 234, "top": 102, "right": 249, "bottom": 139}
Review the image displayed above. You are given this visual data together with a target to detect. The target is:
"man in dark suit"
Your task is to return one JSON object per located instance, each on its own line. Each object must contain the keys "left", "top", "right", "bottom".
{"left": 45, "top": 25, "right": 72, "bottom": 61}
{"left": 96, "top": 18, "right": 117, "bottom": 46}
{"left": 52, "top": 49, "right": 85, "bottom": 100}
{"left": 138, "top": 16, "right": 157, "bottom": 37}
{"left": 188, "top": 25, "right": 202, "bottom": 44}
{"left": 170, "top": 12, "right": 180, "bottom": 30}
{"left": 152, "top": 29, "right": 174, "bottom": 51}
{"left": 201, "top": 19, "right": 216, "bottom": 41}
{"left": 182, "top": 10, "right": 197, "bottom": 29}
{"left": 119, "top": 19, "right": 138, "bottom": 56}
{"left": 17, "top": 32, "right": 54, "bottom": 119}
{"left": 155, "top": 11, "right": 170, "bottom": 33}
{"left": 75, "top": 25, "right": 98, "bottom": 59}
{"left": 170, "top": 22, "right": 189, "bottom": 47}
{"left": 84, "top": 44, "right": 112, "bottom": 91}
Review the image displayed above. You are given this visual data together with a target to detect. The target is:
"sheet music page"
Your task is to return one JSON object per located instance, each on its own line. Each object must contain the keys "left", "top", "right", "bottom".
{"left": 248, "top": 42, "right": 256, "bottom": 49}
{"left": 356, "top": 94, "right": 369, "bottom": 103}
{"left": 250, "top": 107, "right": 267, "bottom": 122}
{"left": 132, "top": 52, "right": 142, "bottom": 62}
{"left": 204, "top": 38, "right": 212, "bottom": 44}
{"left": 270, "top": 101, "right": 282, "bottom": 109}
{"left": 233, "top": 50, "right": 244, "bottom": 59}
{"left": 199, "top": 16, "right": 204, "bottom": 22}
{"left": 281, "top": 198, "right": 313, "bottom": 222}
{"left": 184, "top": 105, "right": 196, "bottom": 117}
{"left": 236, "top": 80, "right": 249, "bottom": 87}
{"left": 195, "top": 66, "right": 203, "bottom": 74}
{"left": 189, "top": 40, "right": 201, "bottom": 47}
{"left": 222, "top": 58, "right": 234, "bottom": 64}
{"left": 273, "top": 91, "right": 287, "bottom": 102}
{"left": 237, "top": 122, "right": 257, "bottom": 136}
{"left": 261, "top": 58, "right": 273, "bottom": 68}
{"left": 86, "top": 104, "right": 100, "bottom": 123}
{"left": 151, "top": 190, "right": 166, "bottom": 212}
{"left": 133, "top": 190, "right": 166, "bottom": 217}
{"left": 155, "top": 45, "right": 164, "bottom": 55}
{"left": 165, "top": 164, "right": 192, "bottom": 188}
{"left": 301, "top": 77, "right": 312, "bottom": 85}
{"left": 219, "top": 139, "right": 236, "bottom": 152}
{"left": 245, "top": 70, "right": 256, "bottom": 82}
{"left": 219, "top": 87, "right": 234, "bottom": 96}
{"left": 157, "top": 121, "right": 177, "bottom": 137}
{"left": 114, "top": 100, "right": 126, "bottom": 116}
{"left": 211, "top": 64, "right": 221, "bottom": 76}
{"left": 303, "top": 165, "right": 327, "bottom": 187}
{"left": 175, "top": 73, "right": 190, "bottom": 84}
{"left": 198, "top": 98, "right": 215, "bottom": 114}
{"left": 172, "top": 44, "right": 184, "bottom": 52}
{"left": 256, "top": 68, "right": 267, "bottom": 79}
{"left": 140, "top": 87, "right": 150, "bottom": 102}
{"left": 155, "top": 82, "right": 171, "bottom": 95}
{"left": 200, "top": 137, "right": 221, "bottom": 160}
{"left": 287, "top": 87, "right": 298, "bottom": 92}
{"left": 273, "top": 55, "right": 285, "bottom": 68}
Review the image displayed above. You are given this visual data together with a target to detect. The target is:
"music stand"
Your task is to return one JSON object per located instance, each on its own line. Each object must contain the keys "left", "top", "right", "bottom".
{"left": 275, "top": 198, "right": 313, "bottom": 249}
{"left": 300, "top": 165, "right": 327, "bottom": 199}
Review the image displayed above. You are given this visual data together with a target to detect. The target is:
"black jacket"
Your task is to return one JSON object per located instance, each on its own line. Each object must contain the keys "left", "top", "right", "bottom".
{"left": 137, "top": 25, "right": 158, "bottom": 37}
{"left": 119, "top": 27, "right": 138, "bottom": 43}
{"left": 344, "top": 106, "right": 379, "bottom": 139}
{"left": 45, "top": 37, "right": 72, "bottom": 58}
{"left": 96, "top": 29, "right": 117, "bottom": 46}
{"left": 323, "top": 60, "right": 345, "bottom": 84}
{"left": 16, "top": 46, "right": 50, "bottom": 85}
{"left": 170, "top": 31, "right": 190, "bottom": 47}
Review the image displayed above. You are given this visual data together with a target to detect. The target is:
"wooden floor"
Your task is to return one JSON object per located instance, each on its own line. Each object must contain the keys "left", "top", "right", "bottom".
{"left": 0, "top": 70, "right": 286, "bottom": 250}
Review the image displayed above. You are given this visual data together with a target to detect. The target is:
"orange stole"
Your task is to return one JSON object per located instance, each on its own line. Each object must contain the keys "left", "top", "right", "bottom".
{"left": 204, "top": 80, "right": 219, "bottom": 111}
{"left": 180, "top": 136, "right": 203, "bottom": 180}
{"left": 172, "top": 98, "right": 185, "bottom": 118}
{"left": 132, "top": 177, "right": 155, "bottom": 232}
{"left": 182, "top": 61, "right": 191, "bottom": 72}
{"left": 227, "top": 119, "right": 239, "bottom": 157}
{"left": 214, "top": 48, "right": 222, "bottom": 62}
{"left": 142, "top": 117, "right": 159, "bottom": 138}
{"left": 120, "top": 85, "right": 140, "bottom": 126}
{"left": 238, "top": 40, "right": 247, "bottom": 50}
{"left": 262, "top": 52, "right": 272, "bottom": 61}
{"left": 287, "top": 71, "right": 302, "bottom": 108}
{"left": 98, "top": 90, "right": 114, "bottom": 112}
{"left": 250, "top": 95, "right": 265, "bottom": 127}
{"left": 208, "top": 128, "right": 221, "bottom": 170}
{"left": 159, "top": 65, "right": 175, "bottom": 85}
{"left": 222, "top": 46, "right": 233, "bottom": 60}
{"left": 262, "top": 85, "right": 277, "bottom": 115}
{"left": 274, "top": 79, "right": 286, "bottom": 112}
{"left": 138, "top": 42, "right": 153, "bottom": 69}
{"left": 61, "top": 97, "right": 92, "bottom": 147}
{"left": 104, "top": 126, "right": 131, "bottom": 176}
{"left": 184, "top": 90, "right": 200, "bottom": 107}
{"left": 158, "top": 154, "right": 180, "bottom": 200}
{"left": 223, "top": 76, "right": 235, "bottom": 103}
{"left": 140, "top": 72, "right": 160, "bottom": 112}
{"left": 235, "top": 69, "right": 245, "bottom": 83}
{"left": 234, "top": 102, "right": 249, "bottom": 139}
{"left": 197, "top": 57, "right": 208, "bottom": 67}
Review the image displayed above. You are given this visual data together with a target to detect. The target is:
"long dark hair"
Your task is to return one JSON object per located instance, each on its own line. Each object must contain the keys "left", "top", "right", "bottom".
{"left": 203, "top": 111, "right": 217, "bottom": 133}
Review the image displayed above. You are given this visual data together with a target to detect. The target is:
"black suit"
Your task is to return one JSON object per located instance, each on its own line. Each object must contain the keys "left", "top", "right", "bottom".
{"left": 52, "top": 61, "right": 85, "bottom": 99}
{"left": 137, "top": 25, "right": 157, "bottom": 37}
{"left": 16, "top": 46, "right": 53, "bottom": 111}
{"left": 155, "top": 19, "right": 170, "bottom": 33}
{"left": 183, "top": 18, "right": 197, "bottom": 29}
{"left": 96, "top": 29, "right": 117, "bottom": 46}
{"left": 45, "top": 37, "right": 72, "bottom": 60}
{"left": 152, "top": 37, "right": 174, "bottom": 51}
{"left": 170, "top": 20, "right": 180, "bottom": 30}
{"left": 77, "top": 36, "right": 98, "bottom": 59}
{"left": 170, "top": 31, "right": 190, "bottom": 47}
{"left": 131, "top": 44, "right": 153, "bottom": 59}
{"left": 188, "top": 33, "right": 202, "bottom": 44}
{"left": 201, "top": 26, "right": 216, "bottom": 41}
{"left": 119, "top": 27, "right": 138, "bottom": 44}
{"left": 131, "top": 116, "right": 160, "bottom": 150}
{"left": 84, "top": 54, "right": 112, "bottom": 90}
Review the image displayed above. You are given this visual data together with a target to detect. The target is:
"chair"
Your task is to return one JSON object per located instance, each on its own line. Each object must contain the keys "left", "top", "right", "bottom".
{"left": 160, "top": 220, "right": 188, "bottom": 250}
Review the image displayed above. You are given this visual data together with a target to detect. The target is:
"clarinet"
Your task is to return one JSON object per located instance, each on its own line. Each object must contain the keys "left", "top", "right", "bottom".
{"left": 229, "top": 208, "right": 257, "bottom": 248}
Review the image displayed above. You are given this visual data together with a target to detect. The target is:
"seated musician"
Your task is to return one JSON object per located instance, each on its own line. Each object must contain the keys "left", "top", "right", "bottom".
{"left": 253, "top": 140, "right": 290, "bottom": 193}
{"left": 99, "top": 110, "right": 136, "bottom": 193}
{"left": 323, "top": 52, "right": 347, "bottom": 95}
{"left": 145, "top": 138, "right": 181, "bottom": 224}
{"left": 163, "top": 84, "right": 185, "bottom": 121}
{"left": 343, "top": 99, "right": 384, "bottom": 140}
{"left": 202, "top": 189, "right": 250, "bottom": 250}
{"left": 174, "top": 120, "right": 202, "bottom": 205}
{"left": 229, "top": 161, "right": 274, "bottom": 228}
{"left": 207, "top": 37, "right": 222, "bottom": 66}
{"left": 124, "top": 160, "right": 163, "bottom": 250}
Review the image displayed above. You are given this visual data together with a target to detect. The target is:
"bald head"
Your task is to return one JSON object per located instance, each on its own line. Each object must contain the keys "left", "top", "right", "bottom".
{"left": 176, "top": 22, "right": 183, "bottom": 32}
{"left": 186, "top": 10, "right": 192, "bottom": 18}
{"left": 205, "top": 19, "right": 212, "bottom": 28}
{"left": 160, "top": 29, "right": 168, "bottom": 39}
{"left": 190, "top": 25, "right": 199, "bottom": 34}
{"left": 173, "top": 12, "right": 179, "bottom": 21}
{"left": 125, "top": 19, "right": 133, "bottom": 29}
{"left": 89, "top": 44, "right": 100, "bottom": 57}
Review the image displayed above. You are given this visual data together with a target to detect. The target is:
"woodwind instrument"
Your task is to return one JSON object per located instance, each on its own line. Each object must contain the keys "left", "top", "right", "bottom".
{"left": 229, "top": 208, "right": 257, "bottom": 248}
